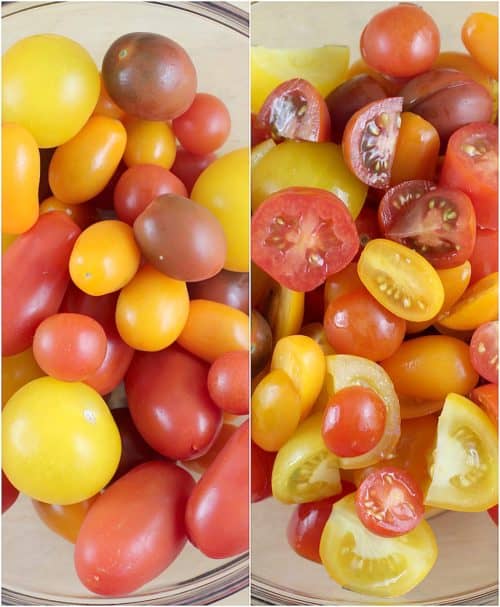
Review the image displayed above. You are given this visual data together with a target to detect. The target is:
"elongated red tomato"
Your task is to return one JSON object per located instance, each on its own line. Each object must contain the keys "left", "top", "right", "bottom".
{"left": 251, "top": 187, "right": 359, "bottom": 292}
{"left": 125, "top": 344, "right": 222, "bottom": 461}
{"left": 2, "top": 212, "right": 81, "bottom": 356}
{"left": 75, "top": 461, "right": 194, "bottom": 596}
{"left": 185, "top": 420, "right": 249, "bottom": 558}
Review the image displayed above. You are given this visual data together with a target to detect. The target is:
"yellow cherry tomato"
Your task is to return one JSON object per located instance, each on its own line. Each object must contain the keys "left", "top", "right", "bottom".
{"left": 123, "top": 117, "right": 176, "bottom": 169}
{"left": 70, "top": 220, "right": 140, "bottom": 296}
{"left": 2, "top": 34, "right": 100, "bottom": 148}
{"left": 462, "top": 13, "right": 498, "bottom": 78}
{"left": 320, "top": 494, "right": 438, "bottom": 598}
{"left": 266, "top": 285, "right": 304, "bottom": 342}
{"left": 271, "top": 334, "right": 325, "bottom": 420}
{"left": 437, "top": 272, "right": 498, "bottom": 331}
{"left": 39, "top": 196, "right": 96, "bottom": 229}
{"left": 32, "top": 495, "right": 98, "bottom": 543}
{"left": 49, "top": 116, "right": 126, "bottom": 205}
{"left": 177, "top": 299, "right": 249, "bottom": 363}
{"left": 252, "top": 141, "right": 367, "bottom": 218}
{"left": 2, "top": 348, "right": 44, "bottom": 407}
{"left": 358, "top": 239, "right": 444, "bottom": 322}
{"left": 191, "top": 148, "right": 249, "bottom": 272}
{"left": 252, "top": 369, "right": 302, "bottom": 452}
{"left": 2, "top": 123, "right": 40, "bottom": 235}
{"left": 116, "top": 264, "right": 189, "bottom": 352}
{"left": 2, "top": 377, "right": 121, "bottom": 504}
{"left": 271, "top": 412, "right": 341, "bottom": 504}
{"left": 425, "top": 393, "right": 498, "bottom": 511}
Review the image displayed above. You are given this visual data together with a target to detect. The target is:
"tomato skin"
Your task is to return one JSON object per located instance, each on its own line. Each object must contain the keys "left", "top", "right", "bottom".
{"left": 469, "top": 321, "right": 498, "bottom": 384}
{"left": 353, "top": 204, "right": 381, "bottom": 260}
{"left": 123, "top": 117, "right": 176, "bottom": 169}
{"left": 488, "top": 505, "right": 498, "bottom": 525}
{"left": 49, "top": 116, "right": 127, "bottom": 205}
{"left": 93, "top": 74, "right": 126, "bottom": 121}
{"left": 2, "top": 123, "right": 40, "bottom": 235}
{"left": 170, "top": 147, "right": 216, "bottom": 195}
{"left": 462, "top": 13, "right": 498, "bottom": 78}
{"left": 2, "top": 212, "right": 81, "bottom": 356}
{"left": 173, "top": 93, "right": 231, "bottom": 155}
{"left": 324, "top": 262, "right": 364, "bottom": 307}
{"left": 2, "top": 348, "right": 44, "bottom": 408}
{"left": 113, "top": 164, "right": 187, "bottom": 225}
{"left": 251, "top": 309, "right": 273, "bottom": 377}
{"left": 469, "top": 228, "right": 498, "bottom": 285}
{"left": 360, "top": 4, "right": 440, "bottom": 78}
{"left": 33, "top": 496, "right": 97, "bottom": 543}
{"left": 125, "top": 344, "right": 222, "bottom": 460}
{"left": 251, "top": 442, "right": 276, "bottom": 502}
{"left": 40, "top": 196, "right": 96, "bottom": 230}
{"left": 185, "top": 420, "right": 249, "bottom": 558}
{"left": 75, "top": 461, "right": 194, "bottom": 596}
{"left": 189, "top": 270, "right": 249, "bottom": 314}
{"left": 184, "top": 423, "right": 238, "bottom": 475}
{"left": 2, "top": 471, "right": 19, "bottom": 514}
{"left": 208, "top": 351, "right": 249, "bottom": 415}
{"left": 470, "top": 383, "right": 498, "bottom": 428}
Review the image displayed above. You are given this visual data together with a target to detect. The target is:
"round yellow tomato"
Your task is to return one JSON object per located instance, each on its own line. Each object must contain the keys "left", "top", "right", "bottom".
{"left": 3, "top": 34, "right": 100, "bottom": 147}
{"left": 2, "top": 377, "right": 121, "bottom": 504}
{"left": 123, "top": 117, "right": 176, "bottom": 169}
{"left": 191, "top": 148, "right": 249, "bottom": 272}
{"left": 69, "top": 220, "right": 140, "bottom": 296}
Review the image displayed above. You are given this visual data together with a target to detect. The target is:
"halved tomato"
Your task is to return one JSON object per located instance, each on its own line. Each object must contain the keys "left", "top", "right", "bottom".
{"left": 319, "top": 493, "right": 438, "bottom": 598}
{"left": 251, "top": 187, "right": 359, "bottom": 292}
{"left": 257, "top": 78, "right": 331, "bottom": 143}
{"left": 469, "top": 321, "right": 498, "bottom": 384}
{"left": 425, "top": 393, "right": 498, "bottom": 511}
{"left": 342, "top": 97, "right": 403, "bottom": 188}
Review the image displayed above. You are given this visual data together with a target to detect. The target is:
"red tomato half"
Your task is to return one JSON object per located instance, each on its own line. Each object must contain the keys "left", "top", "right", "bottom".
{"left": 257, "top": 78, "right": 331, "bottom": 143}
{"left": 439, "top": 122, "right": 498, "bottom": 229}
{"left": 2, "top": 212, "right": 81, "bottom": 356}
{"left": 75, "top": 461, "right": 194, "bottom": 596}
{"left": 251, "top": 187, "right": 359, "bottom": 292}
{"left": 355, "top": 466, "right": 424, "bottom": 537}
{"left": 342, "top": 97, "right": 403, "bottom": 188}
{"left": 186, "top": 420, "right": 249, "bottom": 558}
{"left": 470, "top": 321, "right": 498, "bottom": 384}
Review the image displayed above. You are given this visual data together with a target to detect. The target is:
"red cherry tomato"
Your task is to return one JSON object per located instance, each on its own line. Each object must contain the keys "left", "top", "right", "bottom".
{"left": 172, "top": 93, "right": 231, "bottom": 155}
{"left": 470, "top": 383, "right": 498, "bottom": 428}
{"left": 251, "top": 187, "right": 359, "bottom": 292}
{"left": 342, "top": 97, "right": 403, "bottom": 188}
{"left": 2, "top": 212, "right": 81, "bottom": 356}
{"left": 125, "top": 344, "right": 222, "bottom": 461}
{"left": 439, "top": 122, "right": 498, "bottom": 230}
{"left": 207, "top": 350, "right": 249, "bottom": 415}
{"left": 378, "top": 179, "right": 435, "bottom": 228}
{"left": 470, "top": 321, "right": 498, "bottom": 384}
{"left": 170, "top": 147, "right": 216, "bottom": 195}
{"left": 360, "top": 4, "right": 440, "bottom": 78}
{"left": 113, "top": 164, "right": 187, "bottom": 225}
{"left": 322, "top": 386, "right": 387, "bottom": 457}
{"left": 185, "top": 420, "right": 249, "bottom": 558}
{"left": 355, "top": 466, "right": 424, "bottom": 537}
{"left": 257, "top": 78, "right": 331, "bottom": 143}
{"left": 468, "top": 228, "right": 498, "bottom": 285}
{"left": 75, "top": 461, "right": 194, "bottom": 596}
{"left": 488, "top": 505, "right": 498, "bottom": 525}
{"left": 2, "top": 471, "right": 19, "bottom": 514}
{"left": 287, "top": 482, "right": 356, "bottom": 563}
{"left": 251, "top": 442, "right": 276, "bottom": 503}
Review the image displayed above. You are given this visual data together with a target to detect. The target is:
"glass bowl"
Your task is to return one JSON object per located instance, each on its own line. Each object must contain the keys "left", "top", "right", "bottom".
{"left": 2, "top": 1, "right": 248, "bottom": 605}
{"left": 250, "top": 1, "right": 498, "bottom": 605}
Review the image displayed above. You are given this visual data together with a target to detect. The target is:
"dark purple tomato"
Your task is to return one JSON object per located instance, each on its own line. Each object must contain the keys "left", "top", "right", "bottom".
{"left": 325, "top": 75, "right": 387, "bottom": 143}
{"left": 2, "top": 471, "right": 19, "bottom": 514}
{"left": 125, "top": 344, "right": 222, "bottom": 461}
{"left": 251, "top": 309, "right": 273, "bottom": 377}
{"left": 133, "top": 193, "right": 226, "bottom": 282}
{"left": 188, "top": 270, "right": 249, "bottom": 313}
{"left": 102, "top": 33, "right": 197, "bottom": 121}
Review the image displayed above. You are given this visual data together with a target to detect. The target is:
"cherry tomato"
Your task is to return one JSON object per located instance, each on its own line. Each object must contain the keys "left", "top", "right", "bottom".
{"left": 470, "top": 321, "right": 498, "bottom": 384}
{"left": 92, "top": 73, "right": 126, "bottom": 120}
{"left": 358, "top": 239, "right": 444, "bottom": 322}
{"left": 49, "top": 116, "right": 127, "bottom": 205}
{"left": 252, "top": 187, "right": 358, "bottom": 292}
{"left": 185, "top": 420, "right": 249, "bottom": 558}
{"left": 102, "top": 32, "right": 197, "bottom": 121}
{"left": 2, "top": 348, "right": 44, "bottom": 408}
{"left": 251, "top": 442, "right": 276, "bottom": 503}
{"left": 32, "top": 496, "right": 97, "bottom": 543}
{"left": 324, "top": 288, "right": 406, "bottom": 361}
{"left": 468, "top": 228, "right": 498, "bottom": 285}
{"left": 439, "top": 122, "right": 498, "bottom": 230}
{"left": 40, "top": 196, "right": 96, "bottom": 230}
{"left": 462, "top": 13, "right": 498, "bottom": 77}
{"left": 189, "top": 270, "right": 249, "bottom": 314}
{"left": 125, "top": 344, "right": 222, "bottom": 460}
{"left": 2, "top": 123, "right": 40, "bottom": 235}
{"left": 324, "top": 262, "right": 364, "bottom": 307}
{"left": 257, "top": 78, "right": 330, "bottom": 143}
{"left": 251, "top": 309, "right": 273, "bottom": 377}
{"left": 173, "top": 92, "right": 231, "bottom": 155}
{"left": 177, "top": 299, "right": 249, "bottom": 363}
{"left": 287, "top": 482, "right": 357, "bottom": 563}
{"left": 123, "top": 117, "right": 176, "bottom": 169}
{"left": 2, "top": 471, "right": 19, "bottom": 514}
{"left": 470, "top": 383, "right": 498, "bottom": 428}
{"left": 342, "top": 97, "right": 403, "bottom": 189}
{"left": 75, "top": 461, "right": 194, "bottom": 595}
{"left": 378, "top": 179, "right": 435, "bottom": 232}
{"left": 360, "top": 4, "right": 440, "bottom": 78}
{"left": 208, "top": 351, "right": 249, "bottom": 415}
{"left": 113, "top": 164, "right": 187, "bottom": 225}
{"left": 2, "top": 212, "right": 81, "bottom": 356}
{"left": 356, "top": 467, "right": 424, "bottom": 538}
{"left": 170, "top": 147, "right": 216, "bottom": 195}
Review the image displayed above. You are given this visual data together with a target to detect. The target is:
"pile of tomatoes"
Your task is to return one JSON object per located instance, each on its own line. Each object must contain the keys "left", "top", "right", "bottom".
{"left": 2, "top": 30, "right": 249, "bottom": 596}
{"left": 251, "top": 3, "right": 498, "bottom": 598}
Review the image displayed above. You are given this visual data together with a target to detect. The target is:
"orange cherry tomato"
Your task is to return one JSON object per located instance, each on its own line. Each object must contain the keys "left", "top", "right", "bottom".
{"left": 49, "top": 115, "right": 127, "bottom": 204}
{"left": 2, "top": 348, "right": 44, "bottom": 408}
{"left": 92, "top": 74, "right": 126, "bottom": 121}
{"left": 324, "top": 262, "right": 364, "bottom": 308}
{"left": 2, "top": 123, "right": 40, "bottom": 235}
{"left": 177, "top": 299, "right": 249, "bottom": 363}
{"left": 39, "top": 196, "right": 96, "bottom": 229}
{"left": 32, "top": 496, "right": 97, "bottom": 543}
{"left": 462, "top": 13, "right": 498, "bottom": 77}
{"left": 123, "top": 117, "right": 176, "bottom": 169}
